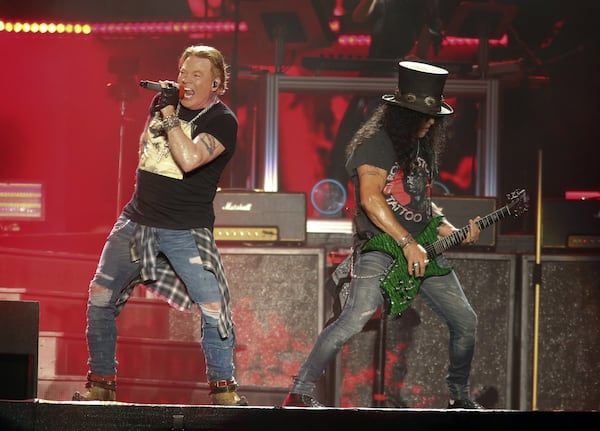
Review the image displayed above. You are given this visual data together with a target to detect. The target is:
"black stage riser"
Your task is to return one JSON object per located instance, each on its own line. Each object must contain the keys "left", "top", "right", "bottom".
{"left": 0, "top": 401, "right": 598, "bottom": 431}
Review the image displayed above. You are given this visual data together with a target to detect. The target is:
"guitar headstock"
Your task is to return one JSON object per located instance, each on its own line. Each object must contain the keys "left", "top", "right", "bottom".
{"left": 505, "top": 188, "right": 529, "bottom": 217}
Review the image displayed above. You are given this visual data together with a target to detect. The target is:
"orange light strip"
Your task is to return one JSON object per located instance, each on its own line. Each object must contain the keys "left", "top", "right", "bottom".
{"left": 0, "top": 19, "right": 247, "bottom": 35}
{"left": 0, "top": 20, "right": 92, "bottom": 34}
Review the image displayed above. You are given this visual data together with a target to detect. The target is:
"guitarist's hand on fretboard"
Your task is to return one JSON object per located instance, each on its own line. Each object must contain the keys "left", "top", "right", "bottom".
{"left": 437, "top": 216, "right": 481, "bottom": 245}
{"left": 461, "top": 217, "right": 481, "bottom": 245}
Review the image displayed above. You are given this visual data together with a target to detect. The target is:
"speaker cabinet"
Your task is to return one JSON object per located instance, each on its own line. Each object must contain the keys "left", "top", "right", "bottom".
{"left": 0, "top": 300, "right": 39, "bottom": 400}
{"left": 334, "top": 252, "right": 517, "bottom": 408}
{"left": 519, "top": 254, "right": 600, "bottom": 410}
{"left": 220, "top": 247, "right": 327, "bottom": 405}
{"left": 542, "top": 199, "right": 600, "bottom": 249}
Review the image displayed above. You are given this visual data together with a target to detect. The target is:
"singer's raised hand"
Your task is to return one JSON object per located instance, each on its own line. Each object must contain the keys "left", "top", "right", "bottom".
{"left": 155, "top": 85, "right": 180, "bottom": 111}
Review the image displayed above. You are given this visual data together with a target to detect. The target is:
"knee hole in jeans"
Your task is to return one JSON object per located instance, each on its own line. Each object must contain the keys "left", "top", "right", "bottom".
{"left": 199, "top": 302, "right": 221, "bottom": 320}
{"left": 89, "top": 283, "right": 112, "bottom": 307}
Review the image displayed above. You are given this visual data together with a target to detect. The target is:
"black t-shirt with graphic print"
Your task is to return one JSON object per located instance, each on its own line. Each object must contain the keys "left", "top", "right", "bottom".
{"left": 123, "top": 101, "right": 237, "bottom": 230}
{"left": 345, "top": 129, "right": 433, "bottom": 239}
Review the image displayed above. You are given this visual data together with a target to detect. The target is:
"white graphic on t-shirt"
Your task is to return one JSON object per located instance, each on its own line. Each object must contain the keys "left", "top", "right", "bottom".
{"left": 139, "top": 116, "right": 194, "bottom": 180}
{"left": 382, "top": 157, "right": 430, "bottom": 223}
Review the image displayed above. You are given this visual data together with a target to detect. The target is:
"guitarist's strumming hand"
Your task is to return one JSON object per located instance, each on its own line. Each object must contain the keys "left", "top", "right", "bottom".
{"left": 402, "top": 240, "right": 429, "bottom": 278}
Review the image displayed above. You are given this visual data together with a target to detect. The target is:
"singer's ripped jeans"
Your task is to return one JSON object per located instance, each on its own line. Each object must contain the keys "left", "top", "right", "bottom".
{"left": 290, "top": 250, "right": 478, "bottom": 401}
{"left": 85, "top": 214, "right": 236, "bottom": 382}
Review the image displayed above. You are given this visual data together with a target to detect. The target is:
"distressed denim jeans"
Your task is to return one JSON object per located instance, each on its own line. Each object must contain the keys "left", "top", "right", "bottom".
{"left": 291, "top": 250, "right": 477, "bottom": 401}
{"left": 86, "top": 214, "right": 236, "bottom": 382}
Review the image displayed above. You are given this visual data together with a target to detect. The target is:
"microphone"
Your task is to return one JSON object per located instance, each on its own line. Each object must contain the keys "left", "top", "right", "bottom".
{"left": 139, "top": 80, "right": 184, "bottom": 98}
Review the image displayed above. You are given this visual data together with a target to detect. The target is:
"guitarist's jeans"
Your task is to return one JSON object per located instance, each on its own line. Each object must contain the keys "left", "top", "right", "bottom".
{"left": 290, "top": 250, "right": 478, "bottom": 403}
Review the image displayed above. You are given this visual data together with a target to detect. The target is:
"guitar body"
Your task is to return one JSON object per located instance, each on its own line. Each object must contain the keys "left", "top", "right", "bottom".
{"left": 360, "top": 188, "right": 528, "bottom": 317}
{"left": 362, "top": 216, "right": 452, "bottom": 317}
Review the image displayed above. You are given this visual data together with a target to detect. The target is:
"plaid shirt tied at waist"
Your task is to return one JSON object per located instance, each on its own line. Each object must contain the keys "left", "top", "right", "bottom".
{"left": 121, "top": 223, "right": 234, "bottom": 339}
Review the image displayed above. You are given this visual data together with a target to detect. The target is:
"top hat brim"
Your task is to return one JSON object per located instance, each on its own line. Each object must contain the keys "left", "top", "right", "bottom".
{"left": 381, "top": 94, "right": 454, "bottom": 116}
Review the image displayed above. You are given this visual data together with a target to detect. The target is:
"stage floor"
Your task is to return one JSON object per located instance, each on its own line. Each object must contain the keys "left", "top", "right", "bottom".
{"left": 0, "top": 399, "right": 597, "bottom": 431}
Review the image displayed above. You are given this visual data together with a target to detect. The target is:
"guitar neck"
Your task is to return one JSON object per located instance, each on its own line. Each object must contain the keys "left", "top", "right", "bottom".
{"left": 427, "top": 204, "right": 513, "bottom": 257}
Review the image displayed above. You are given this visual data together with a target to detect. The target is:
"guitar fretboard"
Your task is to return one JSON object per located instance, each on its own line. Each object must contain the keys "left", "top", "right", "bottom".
{"left": 427, "top": 205, "right": 514, "bottom": 257}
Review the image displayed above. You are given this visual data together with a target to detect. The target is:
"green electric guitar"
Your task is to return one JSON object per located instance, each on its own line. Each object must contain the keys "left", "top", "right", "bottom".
{"left": 362, "top": 189, "right": 529, "bottom": 317}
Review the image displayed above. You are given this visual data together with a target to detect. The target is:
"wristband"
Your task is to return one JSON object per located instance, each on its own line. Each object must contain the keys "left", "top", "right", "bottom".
{"left": 162, "top": 114, "right": 180, "bottom": 132}
{"left": 397, "top": 235, "right": 414, "bottom": 250}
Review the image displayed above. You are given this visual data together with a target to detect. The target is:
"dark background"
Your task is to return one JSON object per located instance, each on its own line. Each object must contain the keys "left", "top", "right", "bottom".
{"left": 0, "top": 0, "right": 598, "bottom": 237}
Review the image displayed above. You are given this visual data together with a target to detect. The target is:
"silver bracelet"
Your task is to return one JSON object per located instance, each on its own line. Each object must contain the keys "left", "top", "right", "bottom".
{"left": 162, "top": 114, "right": 180, "bottom": 132}
{"left": 397, "top": 234, "right": 414, "bottom": 249}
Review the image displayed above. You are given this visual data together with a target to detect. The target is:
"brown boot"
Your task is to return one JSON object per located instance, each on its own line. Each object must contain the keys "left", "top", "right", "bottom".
{"left": 72, "top": 372, "right": 116, "bottom": 401}
{"left": 209, "top": 379, "right": 248, "bottom": 406}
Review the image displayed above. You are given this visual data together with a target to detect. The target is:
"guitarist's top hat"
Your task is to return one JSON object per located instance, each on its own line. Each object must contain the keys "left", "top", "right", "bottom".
{"left": 382, "top": 61, "right": 454, "bottom": 116}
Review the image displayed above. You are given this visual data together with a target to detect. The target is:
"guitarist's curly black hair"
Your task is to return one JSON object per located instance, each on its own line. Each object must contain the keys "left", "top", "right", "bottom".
{"left": 345, "top": 103, "right": 450, "bottom": 178}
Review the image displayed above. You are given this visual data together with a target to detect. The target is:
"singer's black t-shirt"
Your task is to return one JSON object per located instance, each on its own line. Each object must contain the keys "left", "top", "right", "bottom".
{"left": 123, "top": 101, "right": 237, "bottom": 230}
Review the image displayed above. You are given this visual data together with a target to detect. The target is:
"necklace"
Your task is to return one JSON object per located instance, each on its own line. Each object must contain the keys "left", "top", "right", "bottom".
{"left": 176, "top": 98, "right": 220, "bottom": 124}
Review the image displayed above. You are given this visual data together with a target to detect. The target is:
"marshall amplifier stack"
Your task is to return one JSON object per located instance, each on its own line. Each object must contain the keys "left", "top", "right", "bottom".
{"left": 213, "top": 190, "right": 307, "bottom": 244}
